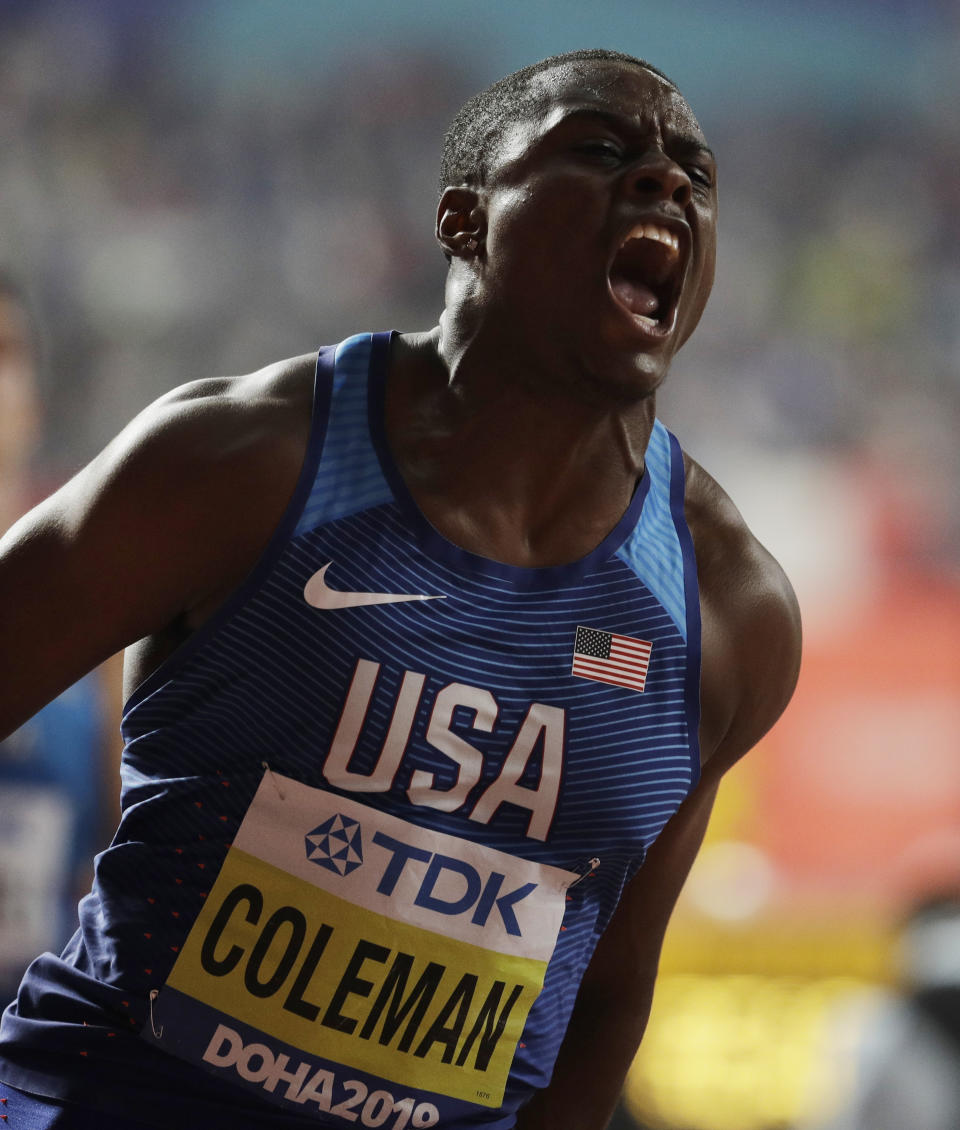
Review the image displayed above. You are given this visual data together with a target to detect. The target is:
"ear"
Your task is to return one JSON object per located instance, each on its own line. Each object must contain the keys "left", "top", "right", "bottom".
{"left": 436, "top": 186, "right": 485, "bottom": 259}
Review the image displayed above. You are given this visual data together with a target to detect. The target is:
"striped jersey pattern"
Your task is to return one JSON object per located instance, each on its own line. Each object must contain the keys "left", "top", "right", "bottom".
{"left": 0, "top": 333, "right": 702, "bottom": 1130}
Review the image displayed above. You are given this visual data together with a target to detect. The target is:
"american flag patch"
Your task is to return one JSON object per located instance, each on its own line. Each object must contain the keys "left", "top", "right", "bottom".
{"left": 571, "top": 625, "right": 652, "bottom": 693}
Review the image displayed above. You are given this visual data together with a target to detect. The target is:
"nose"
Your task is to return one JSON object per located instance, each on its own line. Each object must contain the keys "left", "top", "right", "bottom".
{"left": 629, "top": 154, "right": 692, "bottom": 209}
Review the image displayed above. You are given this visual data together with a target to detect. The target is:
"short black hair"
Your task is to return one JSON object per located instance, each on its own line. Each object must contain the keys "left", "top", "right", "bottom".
{"left": 439, "top": 49, "right": 677, "bottom": 193}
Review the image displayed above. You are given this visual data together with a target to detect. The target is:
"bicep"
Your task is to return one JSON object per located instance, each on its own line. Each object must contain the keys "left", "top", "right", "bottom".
{"left": 0, "top": 452, "right": 187, "bottom": 737}
{"left": 687, "top": 458, "right": 802, "bottom": 774}
{"left": 699, "top": 547, "right": 802, "bottom": 775}
{"left": 0, "top": 390, "right": 278, "bottom": 739}
{"left": 584, "top": 528, "right": 801, "bottom": 996}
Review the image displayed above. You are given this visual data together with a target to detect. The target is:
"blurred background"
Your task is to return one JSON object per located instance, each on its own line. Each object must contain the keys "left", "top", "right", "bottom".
{"left": 1, "top": 1, "right": 959, "bottom": 1126}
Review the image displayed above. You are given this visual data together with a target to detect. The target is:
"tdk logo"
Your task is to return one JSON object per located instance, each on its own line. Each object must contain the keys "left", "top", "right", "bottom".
{"left": 304, "top": 817, "right": 538, "bottom": 937}
{"left": 305, "top": 814, "right": 363, "bottom": 876}
{"left": 372, "top": 831, "right": 536, "bottom": 937}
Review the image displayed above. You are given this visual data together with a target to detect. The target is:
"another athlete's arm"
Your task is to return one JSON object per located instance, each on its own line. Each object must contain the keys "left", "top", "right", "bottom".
{"left": 516, "top": 459, "right": 802, "bottom": 1130}
{"left": 0, "top": 360, "right": 311, "bottom": 741}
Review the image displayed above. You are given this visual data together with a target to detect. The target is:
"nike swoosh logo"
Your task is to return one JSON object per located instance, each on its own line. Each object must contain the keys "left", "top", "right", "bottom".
{"left": 303, "top": 563, "right": 446, "bottom": 610}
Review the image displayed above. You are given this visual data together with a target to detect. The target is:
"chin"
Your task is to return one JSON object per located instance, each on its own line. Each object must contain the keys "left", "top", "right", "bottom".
{"left": 607, "top": 320, "right": 675, "bottom": 384}
{"left": 569, "top": 338, "right": 669, "bottom": 406}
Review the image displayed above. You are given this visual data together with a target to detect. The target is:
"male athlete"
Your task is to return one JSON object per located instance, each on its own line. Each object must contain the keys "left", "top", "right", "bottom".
{"left": 0, "top": 49, "right": 800, "bottom": 1130}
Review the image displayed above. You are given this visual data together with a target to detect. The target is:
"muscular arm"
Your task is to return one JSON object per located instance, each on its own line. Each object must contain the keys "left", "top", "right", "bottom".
{"left": 516, "top": 780, "right": 719, "bottom": 1130}
{"left": 0, "top": 358, "right": 313, "bottom": 741}
{"left": 517, "top": 457, "right": 802, "bottom": 1130}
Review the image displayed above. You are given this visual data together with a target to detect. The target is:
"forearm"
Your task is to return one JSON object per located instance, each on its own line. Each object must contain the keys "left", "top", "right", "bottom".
{"left": 516, "top": 784, "right": 719, "bottom": 1130}
{"left": 515, "top": 987, "right": 654, "bottom": 1130}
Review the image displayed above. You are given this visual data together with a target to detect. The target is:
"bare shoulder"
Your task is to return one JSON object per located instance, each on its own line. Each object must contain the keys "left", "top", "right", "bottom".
{"left": 66, "top": 352, "right": 317, "bottom": 546}
{"left": 125, "top": 351, "right": 316, "bottom": 470}
{"left": 4, "top": 350, "right": 318, "bottom": 555}
{"left": 48, "top": 352, "right": 318, "bottom": 594}
{"left": 0, "top": 352, "right": 318, "bottom": 736}
{"left": 682, "top": 452, "right": 802, "bottom": 777}
{"left": 93, "top": 351, "right": 318, "bottom": 617}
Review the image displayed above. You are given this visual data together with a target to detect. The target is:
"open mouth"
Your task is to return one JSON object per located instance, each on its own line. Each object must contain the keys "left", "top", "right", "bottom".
{"left": 608, "top": 221, "right": 686, "bottom": 335}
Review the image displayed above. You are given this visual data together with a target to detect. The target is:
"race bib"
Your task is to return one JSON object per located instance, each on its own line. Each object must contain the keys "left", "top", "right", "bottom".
{"left": 145, "top": 772, "right": 575, "bottom": 1118}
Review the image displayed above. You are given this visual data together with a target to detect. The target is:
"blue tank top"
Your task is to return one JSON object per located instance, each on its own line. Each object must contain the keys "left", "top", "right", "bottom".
{"left": 0, "top": 333, "right": 701, "bottom": 1129}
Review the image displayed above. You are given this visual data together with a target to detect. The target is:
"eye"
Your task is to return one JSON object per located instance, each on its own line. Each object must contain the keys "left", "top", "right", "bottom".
{"left": 686, "top": 165, "right": 715, "bottom": 191}
{"left": 575, "top": 139, "right": 623, "bottom": 163}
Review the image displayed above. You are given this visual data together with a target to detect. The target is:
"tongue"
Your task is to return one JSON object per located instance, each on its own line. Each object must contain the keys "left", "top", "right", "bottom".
{"left": 610, "top": 274, "right": 660, "bottom": 317}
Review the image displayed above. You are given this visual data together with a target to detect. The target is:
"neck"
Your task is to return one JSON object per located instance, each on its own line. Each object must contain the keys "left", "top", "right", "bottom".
{"left": 386, "top": 315, "right": 659, "bottom": 568}
{"left": 437, "top": 285, "right": 664, "bottom": 409}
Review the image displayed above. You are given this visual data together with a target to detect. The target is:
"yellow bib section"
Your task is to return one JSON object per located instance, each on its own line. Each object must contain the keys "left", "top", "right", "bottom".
{"left": 167, "top": 848, "right": 546, "bottom": 1107}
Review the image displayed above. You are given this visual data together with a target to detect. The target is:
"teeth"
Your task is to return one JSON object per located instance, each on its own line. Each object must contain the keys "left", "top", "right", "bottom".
{"left": 635, "top": 314, "right": 658, "bottom": 328}
{"left": 622, "top": 223, "right": 680, "bottom": 257}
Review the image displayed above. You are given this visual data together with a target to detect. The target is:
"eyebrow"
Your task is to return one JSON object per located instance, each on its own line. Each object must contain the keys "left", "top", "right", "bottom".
{"left": 549, "top": 107, "right": 716, "bottom": 162}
